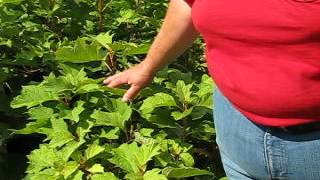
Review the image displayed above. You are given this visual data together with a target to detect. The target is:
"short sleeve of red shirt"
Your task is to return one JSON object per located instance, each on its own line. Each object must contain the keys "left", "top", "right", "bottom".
{"left": 190, "top": 0, "right": 320, "bottom": 126}
{"left": 185, "top": 0, "right": 195, "bottom": 6}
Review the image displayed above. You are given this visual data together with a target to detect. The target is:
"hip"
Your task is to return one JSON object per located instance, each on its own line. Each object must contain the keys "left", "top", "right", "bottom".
{"left": 213, "top": 87, "right": 320, "bottom": 179}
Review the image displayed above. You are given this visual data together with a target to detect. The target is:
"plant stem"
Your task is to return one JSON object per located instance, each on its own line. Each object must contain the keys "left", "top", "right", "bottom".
{"left": 48, "top": 0, "right": 55, "bottom": 10}
{"left": 98, "top": 0, "right": 105, "bottom": 32}
{"left": 107, "top": 49, "right": 117, "bottom": 74}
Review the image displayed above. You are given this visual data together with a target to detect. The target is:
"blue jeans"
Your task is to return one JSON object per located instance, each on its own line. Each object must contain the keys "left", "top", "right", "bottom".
{"left": 213, "top": 88, "right": 320, "bottom": 180}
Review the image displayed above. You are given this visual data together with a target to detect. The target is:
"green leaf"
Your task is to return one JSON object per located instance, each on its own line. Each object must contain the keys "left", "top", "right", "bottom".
{"left": 174, "top": 80, "right": 193, "bottom": 104}
{"left": 68, "top": 101, "right": 85, "bottom": 122}
{"left": 146, "top": 109, "right": 180, "bottom": 128}
{"left": 11, "top": 85, "right": 60, "bottom": 109}
{"left": 91, "top": 110, "right": 127, "bottom": 130}
{"left": 14, "top": 106, "right": 54, "bottom": 134}
{"left": 88, "top": 164, "right": 104, "bottom": 173}
{"left": 190, "top": 106, "right": 212, "bottom": 120}
{"left": 85, "top": 143, "right": 105, "bottom": 161}
{"left": 27, "top": 145, "right": 61, "bottom": 174}
{"left": 124, "top": 173, "right": 142, "bottom": 180}
{"left": 24, "top": 168, "right": 60, "bottom": 180}
{"left": 124, "top": 44, "right": 150, "bottom": 55}
{"left": 140, "top": 93, "right": 177, "bottom": 115}
{"left": 219, "top": 177, "right": 228, "bottom": 180}
{"left": 101, "top": 86, "right": 126, "bottom": 96}
{"left": 138, "top": 143, "right": 161, "bottom": 167}
{"left": 108, "top": 143, "right": 140, "bottom": 173}
{"left": 91, "top": 172, "right": 119, "bottom": 180}
{"left": 125, "top": 169, "right": 167, "bottom": 180}
{"left": 0, "top": 0, "right": 22, "bottom": 5}
{"left": 134, "top": 132, "right": 156, "bottom": 145}
{"left": 162, "top": 167, "right": 214, "bottom": 178}
{"left": 0, "top": 38, "right": 12, "bottom": 47}
{"left": 70, "top": 170, "right": 84, "bottom": 180}
{"left": 46, "top": 118, "right": 74, "bottom": 148}
{"left": 139, "top": 128, "right": 154, "bottom": 137}
{"left": 95, "top": 32, "right": 113, "bottom": 49}
{"left": 60, "top": 140, "right": 85, "bottom": 162}
{"left": 167, "top": 139, "right": 192, "bottom": 156}
{"left": 197, "top": 93, "right": 213, "bottom": 109}
{"left": 191, "top": 121, "right": 215, "bottom": 142}
{"left": 13, "top": 118, "right": 49, "bottom": 134}
{"left": 109, "top": 142, "right": 161, "bottom": 174}
{"left": 76, "top": 120, "right": 94, "bottom": 141}
{"left": 143, "top": 169, "right": 168, "bottom": 180}
{"left": 195, "top": 75, "right": 215, "bottom": 108}
{"left": 104, "top": 98, "right": 132, "bottom": 117}
{"left": 41, "top": 73, "right": 72, "bottom": 93}
{"left": 59, "top": 63, "right": 83, "bottom": 75}
{"left": 171, "top": 108, "right": 193, "bottom": 121}
{"left": 180, "top": 153, "right": 195, "bottom": 167}
{"left": 76, "top": 84, "right": 104, "bottom": 94}
{"left": 43, "top": 68, "right": 102, "bottom": 95}
{"left": 28, "top": 106, "right": 55, "bottom": 120}
{"left": 116, "top": 9, "right": 140, "bottom": 24}
{"left": 167, "top": 69, "right": 193, "bottom": 85}
{"left": 197, "top": 75, "right": 214, "bottom": 96}
{"left": 99, "top": 127, "right": 120, "bottom": 140}
{"left": 154, "top": 152, "right": 172, "bottom": 167}
{"left": 91, "top": 101, "right": 132, "bottom": 130}
{"left": 61, "top": 161, "right": 79, "bottom": 179}
{"left": 55, "top": 38, "right": 104, "bottom": 63}
{"left": 63, "top": 68, "right": 91, "bottom": 87}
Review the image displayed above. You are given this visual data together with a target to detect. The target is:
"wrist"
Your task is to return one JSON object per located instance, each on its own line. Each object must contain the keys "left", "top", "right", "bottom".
{"left": 139, "top": 60, "right": 159, "bottom": 76}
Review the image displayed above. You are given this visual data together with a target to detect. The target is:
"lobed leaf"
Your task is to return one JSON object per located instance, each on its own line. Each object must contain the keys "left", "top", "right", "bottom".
{"left": 91, "top": 172, "right": 119, "bottom": 180}
{"left": 11, "top": 85, "right": 60, "bottom": 109}
{"left": 139, "top": 93, "right": 177, "bottom": 115}
{"left": 55, "top": 38, "right": 105, "bottom": 63}
{"left": 94, "top": 32, "right": 113, "bottom": 49}
{"left": 46, "top": 118, "right": 75, "bottom": 148}
{"left": 99, "top": 127, "right": 120, "bottom": 140}
{"left": 88, "top": 164, "right": 104, "bottom": 173}
{"left": 125, "top": 169, "right": 167, "bottom": 180}
{"left": 61, "top": 161, "right": 79, "bottom": 179}
{"left": 108, "top": 142, "right": 161, "bottom": 174}
{"left": 162, "top": 167, "right": 214, "bottom": 178}
{"left": 85, "top": 143, "right": 105, "bottom": 161}
{"left": 91, "top": 110, "right": 131, "bottom": 130}
{"left": 91, "top": 100, "right": 132, "bottom": 130}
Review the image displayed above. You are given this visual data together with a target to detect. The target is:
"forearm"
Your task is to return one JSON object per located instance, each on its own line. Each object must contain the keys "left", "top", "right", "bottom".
{"left": 140, "top": 0, "right": 199, "bottom": 75}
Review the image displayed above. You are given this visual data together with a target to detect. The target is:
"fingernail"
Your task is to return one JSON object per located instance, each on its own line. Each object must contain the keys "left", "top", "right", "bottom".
{"left": 122, "top": 96, "right": 129, "bottom": 102}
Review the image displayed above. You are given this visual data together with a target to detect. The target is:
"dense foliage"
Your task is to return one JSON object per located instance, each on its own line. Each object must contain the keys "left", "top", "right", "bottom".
{"left": 0, "top": 0, "right": 224, "bottom": 179}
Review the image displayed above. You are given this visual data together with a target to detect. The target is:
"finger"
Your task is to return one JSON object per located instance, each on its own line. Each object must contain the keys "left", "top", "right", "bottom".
{"left": 107, "top": 77, "right": 128, "bottom": 88}
{"left": 122, "top": 85, "right": 142, "bottom": 102}
{"left": 103, "top": 73, "right": 122, "bottom": 84}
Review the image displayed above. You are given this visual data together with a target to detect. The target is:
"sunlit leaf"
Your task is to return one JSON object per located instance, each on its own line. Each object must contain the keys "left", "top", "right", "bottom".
{"left": 109, "top": 142, "right": 160, "bottom": 174}
{"left": 88, "top": 164, "right": 104, "bottom": 173}
{"left": 140, "top": 93, "right": 177, "bottom": 115}
{"left": 11, "top": 85, "right": 60, "bottom": 109}
{"left": 91, "top": 172, "right": 119, "bottom": 180}
{"left": 162, "top": 167, "right": 214, "bottom": 178}
{"left": 56, "top": 38, "right": 104, "bottom": 63}
{"left": 85, "top": 143, "right": 105, "bottom": 161}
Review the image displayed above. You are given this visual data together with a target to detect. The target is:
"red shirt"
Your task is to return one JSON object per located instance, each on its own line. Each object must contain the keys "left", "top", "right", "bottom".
{"left": 187, "top": 0, "right": 320, "bottom": 126}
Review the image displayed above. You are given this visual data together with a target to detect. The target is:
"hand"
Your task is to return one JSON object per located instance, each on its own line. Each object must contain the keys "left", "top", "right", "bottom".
{"left": 103, "top": 63, "right": 155, "bottom": 102}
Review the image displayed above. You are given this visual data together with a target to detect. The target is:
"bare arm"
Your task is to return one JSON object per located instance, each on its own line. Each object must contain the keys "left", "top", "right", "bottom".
{"left": 104, "top": 0, "right": 199, "bottom": 101}
{"left": 140, "top": 0, "right": 199, "bottom": 75}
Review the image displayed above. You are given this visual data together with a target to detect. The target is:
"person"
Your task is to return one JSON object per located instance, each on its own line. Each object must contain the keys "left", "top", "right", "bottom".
{"left": 104, "top": 0, "right": 320, "bottom": 179}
